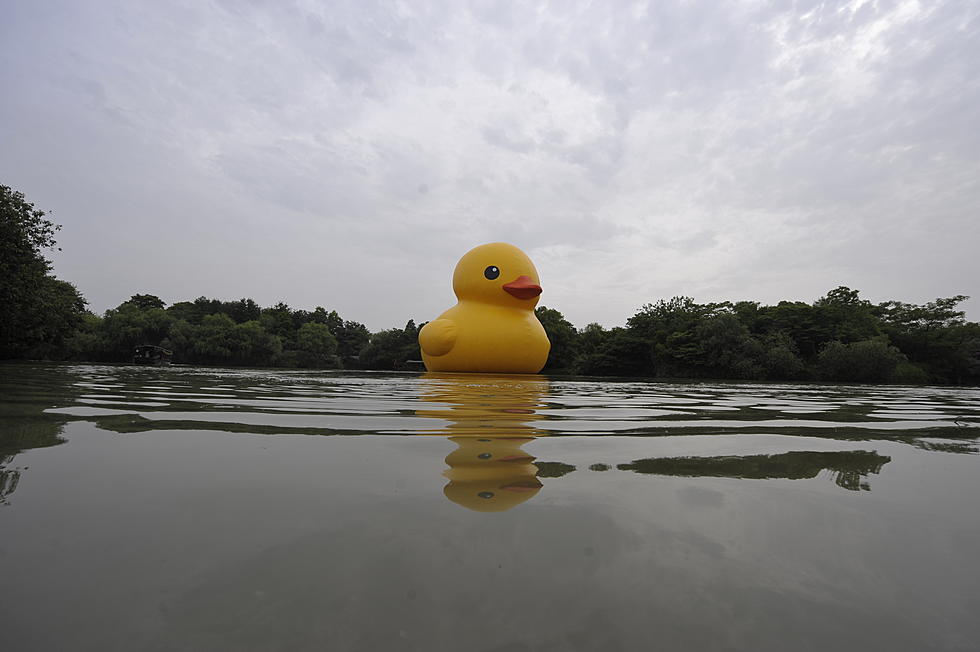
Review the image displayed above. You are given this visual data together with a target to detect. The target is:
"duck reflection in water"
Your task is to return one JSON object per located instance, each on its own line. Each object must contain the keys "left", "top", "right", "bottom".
{"left": 417, "top": 373, "right": 549, "bottom": 512}
{"left": 443, "top": 436, "right": 542, "bottom": 511}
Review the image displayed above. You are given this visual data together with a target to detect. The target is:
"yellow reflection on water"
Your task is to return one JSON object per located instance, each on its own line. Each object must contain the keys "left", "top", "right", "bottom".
{"left": 417, "top": 373, "right": 549, "bottom": 512}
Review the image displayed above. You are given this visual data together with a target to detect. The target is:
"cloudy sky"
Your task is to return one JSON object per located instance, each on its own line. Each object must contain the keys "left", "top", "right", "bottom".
{"left": 2, "top": 0, "right": 977, "bottom": 330}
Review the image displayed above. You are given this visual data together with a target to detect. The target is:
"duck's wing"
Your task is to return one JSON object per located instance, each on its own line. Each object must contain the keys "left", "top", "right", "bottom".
{"left": 419, "top": 319, "right": 458, "bottom": 357}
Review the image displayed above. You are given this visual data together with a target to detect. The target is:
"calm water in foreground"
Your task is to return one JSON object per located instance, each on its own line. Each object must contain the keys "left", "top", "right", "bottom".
{"left": 2, "top": 363, "right": 979, "bottom": 651}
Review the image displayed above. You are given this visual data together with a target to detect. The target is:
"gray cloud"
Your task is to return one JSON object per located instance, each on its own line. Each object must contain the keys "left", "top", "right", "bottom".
{"left": 1, "top": 0, "right": 977, "bottom": 330}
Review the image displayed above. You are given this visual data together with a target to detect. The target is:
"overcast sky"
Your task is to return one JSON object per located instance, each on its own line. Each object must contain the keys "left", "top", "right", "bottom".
{"left": 2, "top": 0, "right": 977, "bottom": 330}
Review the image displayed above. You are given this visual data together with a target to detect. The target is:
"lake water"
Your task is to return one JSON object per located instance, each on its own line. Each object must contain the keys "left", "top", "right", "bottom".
{"left": 2, "top": 363, "right": 979, "bottom": 651}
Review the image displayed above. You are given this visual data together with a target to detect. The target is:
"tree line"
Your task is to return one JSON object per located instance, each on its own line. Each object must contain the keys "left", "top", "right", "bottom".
{"left": 3, "top": 183, "right": 978, "bottom": 383}
{"left": 535, "top": 291, "right": 980, "bottom": 384}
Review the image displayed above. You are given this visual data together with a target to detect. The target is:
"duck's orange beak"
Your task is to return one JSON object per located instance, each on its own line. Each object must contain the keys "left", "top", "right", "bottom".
{"left": 503, "top": 275, "right": 542, "bottom": 300}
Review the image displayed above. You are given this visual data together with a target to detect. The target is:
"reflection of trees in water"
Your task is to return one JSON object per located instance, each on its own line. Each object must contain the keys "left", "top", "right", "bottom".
{"left": 1, "top": 365, "right": 84, "bottom": 504}
{"left": 536, "top": 450, "right": 892, "bottom": 491}
{"left": 0, "top": 416, "right": 67, "bottom": 454}
{"left": 1, "top": 454, "right": 21, "bottom": 505}
{"left": 535, "top": 461, "right": 576, "bottom": 478}
{"left": 617, "top": 450, "right": 891, "bottom": 491}
{"left": 910, "top": 440, "right": 978, "bottom": 455}
{"left": 0, "top": 417, "right": 68, "bottom": 505}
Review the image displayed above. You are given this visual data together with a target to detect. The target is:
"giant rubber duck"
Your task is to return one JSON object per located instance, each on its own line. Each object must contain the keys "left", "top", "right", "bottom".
{"left": 419, "top": 243, "right": 551, "bottom": 373}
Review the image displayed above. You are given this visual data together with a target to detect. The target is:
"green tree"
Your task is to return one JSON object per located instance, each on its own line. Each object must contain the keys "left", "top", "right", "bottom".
{"left": 696, "top": 313, "right": 765, "bottom": 379}
{"left": 160, "top": 319, "right": 199, "bottom": 362}
{"left": 877, "top": 295, "right": 974, "bottom": 382}
{"left": 759, "top": 332, "right": 807, "bottom": 379}
{"left": 578, "top": 323, "right": 608, "bottom": 358}
{"left": 314, "top": 309, "right": 371, "bottom": 360}
{"left": 296, "top": 322, "right": 339, "bottom": 368}
{"left": 260, "top": 302, "right": 296, "bottom": 342}
{"left": 19, "top": 277, "right": 89, "bottom": 359}
{"left": 954, "top": 331, "right": 980, "bottom": 384}
{"left": 125, "top": 294, "right": 166, "bottom": 310}
{"left": 309, "top": 306, "right": 332, "bottom": 326}
{"left": 64, "top": 311, "right": 105, "bottom": 361}
{"left": 817, "top": 337, "right": 906, "bottom": 383}
{"left": 756, "top": 301, "right": 824, "bottom": 357}
{"left": 166, "top": 301, "right": 202, "bottom": 324}
{"left": 627, "top": 297, "right": 726, "bottom": 376}
{"left": 813, "top": 286, "right": 880, "bottom": 344}
{"left": 359, "top": 320, "right": 421, "bottom": 370}
{"left": 234, "top": 320, "right": 283, "bottom": 366}
{"left": 732, "top": 301, "right": 762, "bottom": 332}
{"left": 193, "top": 313, "right": 238, "bottom": 363}
{"left": 100, "top": 301, "right": 174, "bottom": 361}
{"left": 0, "top": 184, "right": 87, "bottom": 358}
{"left": 226, "top": 298, "right": 261, "bottom": 323}
{"left": 535, "top": 306, "right": 578, "bottom": 371}
{"left": 576, "top": 328, "right": 650, "bottom": 376}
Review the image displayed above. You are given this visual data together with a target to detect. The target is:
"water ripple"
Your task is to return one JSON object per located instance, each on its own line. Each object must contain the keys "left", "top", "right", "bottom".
{"left": 10, "top": 365, "right": 967, "bottom": 454}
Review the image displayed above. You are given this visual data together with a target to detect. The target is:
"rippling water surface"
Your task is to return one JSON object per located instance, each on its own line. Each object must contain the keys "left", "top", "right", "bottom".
{"left": 2, "top": 363, "right": 979, "bottom": 651}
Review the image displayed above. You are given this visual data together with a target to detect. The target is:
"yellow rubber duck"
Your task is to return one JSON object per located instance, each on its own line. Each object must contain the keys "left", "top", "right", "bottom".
{"left": 419, "top": 243, "right": 551, "bottom": 373}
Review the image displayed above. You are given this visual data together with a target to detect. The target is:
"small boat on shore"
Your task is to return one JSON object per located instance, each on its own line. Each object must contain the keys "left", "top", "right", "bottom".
{"left": 133, "top": 344, "right": 173, "bottom": 365}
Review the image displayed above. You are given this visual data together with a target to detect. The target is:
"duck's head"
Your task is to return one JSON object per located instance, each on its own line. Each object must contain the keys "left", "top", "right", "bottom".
{"left": 452, "top": 242, "right": 542, "bottom": 309}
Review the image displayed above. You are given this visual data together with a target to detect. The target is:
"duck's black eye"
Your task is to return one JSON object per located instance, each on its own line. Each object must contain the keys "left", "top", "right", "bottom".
{"left": 484, "top": 265, "right": 500, "bottom": 280}
{"left": 478, "top": 491, "right": 495, "bottom": 499}
{"left": 477, "top": 453, "right": 492, "bottom": 459}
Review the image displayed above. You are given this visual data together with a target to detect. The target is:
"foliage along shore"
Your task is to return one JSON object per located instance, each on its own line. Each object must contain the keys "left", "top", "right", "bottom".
{"left": 3, "top": 183, "right": 979, "bottom": 384}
